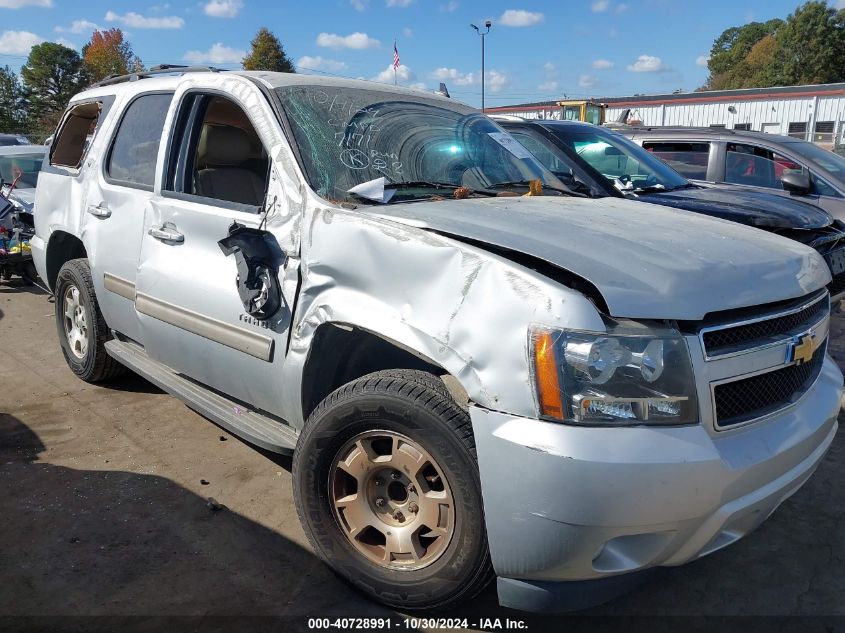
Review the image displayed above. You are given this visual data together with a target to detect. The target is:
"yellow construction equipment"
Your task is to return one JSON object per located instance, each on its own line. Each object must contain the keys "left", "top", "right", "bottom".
{"left": 557, "top": 100, "right": 606, "bottom": 125}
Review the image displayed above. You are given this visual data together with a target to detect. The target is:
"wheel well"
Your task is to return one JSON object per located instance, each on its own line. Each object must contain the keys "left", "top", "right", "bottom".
{"left": 45, "top": 231, "right": 87, "bottom": 292}
{"left": 301, "top": 324, "right": 449, "bottom": 421}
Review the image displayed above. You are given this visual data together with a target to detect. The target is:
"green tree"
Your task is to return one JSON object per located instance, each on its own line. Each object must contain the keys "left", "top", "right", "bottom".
{"left": 82, "top": 28, "right": 141, "bottom": 82}
{"left": 21, "top": 42, "right": 88, "bottom": 141}
{"left": 242, "top": 27, "right": 295, "bottom": 73}
{"left": 705, "top": 19, "right": 784, "bottom": 89}
{"left": 775, "top": 1, "right": 845, "bottom": 85}
{"left": 0, "top": 66, "right": 26, "bottom": 133}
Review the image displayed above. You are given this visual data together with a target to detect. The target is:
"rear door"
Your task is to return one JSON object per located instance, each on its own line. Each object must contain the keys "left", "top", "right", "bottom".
{"left": 84, "top": 92, "right": 174, "bottom": 343}
{"left": 134, "top": 82, "right": 299, "bottom": 417}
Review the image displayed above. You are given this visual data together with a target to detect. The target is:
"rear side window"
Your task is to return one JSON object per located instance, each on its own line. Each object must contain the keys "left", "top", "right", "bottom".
{"left": 106, "top": 93, "right": 173, "bottom": 189}
{"left": 50, "top": 101, "right": 103, "bottom": 169}
{"left": 643, "top": 141, "right": 710, "bottom": 179}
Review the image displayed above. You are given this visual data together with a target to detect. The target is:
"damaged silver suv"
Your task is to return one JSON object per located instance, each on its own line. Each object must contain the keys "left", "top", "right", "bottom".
{"left": 33, "top": 67, "right": 842, "bottom": 612}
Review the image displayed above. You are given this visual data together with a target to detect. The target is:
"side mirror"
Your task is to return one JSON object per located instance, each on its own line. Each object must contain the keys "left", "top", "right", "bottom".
{"left": 604, "top": 146, "right": 623, "bottom": 156}
{"left": 781, "top": 170, "right": 811, "bottom": 195}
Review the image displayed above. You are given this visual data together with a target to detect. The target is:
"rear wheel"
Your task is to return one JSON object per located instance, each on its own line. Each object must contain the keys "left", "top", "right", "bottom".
{"left": 54, "top": 258, "right": 125, "bottom": 382}
{"left": 293, "top": 369, "right": 493, "bottom": 610}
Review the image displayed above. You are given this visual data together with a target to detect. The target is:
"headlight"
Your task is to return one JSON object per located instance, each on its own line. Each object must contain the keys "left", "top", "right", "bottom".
{"left": 530, "top": 322, "right": 698, "bottom": 426}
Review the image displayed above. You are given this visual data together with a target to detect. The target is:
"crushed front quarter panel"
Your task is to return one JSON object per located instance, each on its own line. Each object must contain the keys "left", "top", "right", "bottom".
{"left": 280, "top": 202, "right": 606, "bottom": 424}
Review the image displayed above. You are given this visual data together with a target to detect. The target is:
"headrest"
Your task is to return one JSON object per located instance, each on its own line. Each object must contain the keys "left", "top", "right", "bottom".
{"left": 199, "top": 125, "right": 253, "bottom": 166}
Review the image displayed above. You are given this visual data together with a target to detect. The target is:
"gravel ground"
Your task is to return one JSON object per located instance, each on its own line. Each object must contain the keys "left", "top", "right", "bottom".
{"left": 1, "top": 281, "right": 843, "bottom": 632}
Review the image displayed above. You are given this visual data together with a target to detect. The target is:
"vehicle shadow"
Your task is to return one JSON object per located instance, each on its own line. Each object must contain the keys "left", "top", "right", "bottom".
{"left": 97, "top": 371, "right": 165, "bottom": 395}
{"left": 0, "top": 414, "right": 408, "bottom": 631}
{"left": 0, "top": 278, "right": 50, "bottom": 296}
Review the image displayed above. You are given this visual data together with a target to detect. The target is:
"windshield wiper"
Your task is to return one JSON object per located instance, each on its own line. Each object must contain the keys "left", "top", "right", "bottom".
{"left": 488, "top": 179, "right": 585, "bottom": 197}
{"left": 386, "top": 181, "right": 497, "bottom": 197}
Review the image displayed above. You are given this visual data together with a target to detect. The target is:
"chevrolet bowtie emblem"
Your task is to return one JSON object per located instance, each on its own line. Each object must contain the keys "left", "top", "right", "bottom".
{"left": 787, "top": 331, "right": 817, "bottom": 366}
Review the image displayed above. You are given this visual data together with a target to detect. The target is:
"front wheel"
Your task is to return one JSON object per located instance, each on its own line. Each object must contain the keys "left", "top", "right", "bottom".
{"left": 293, "top": 369, "right": 493, "bottom": 610}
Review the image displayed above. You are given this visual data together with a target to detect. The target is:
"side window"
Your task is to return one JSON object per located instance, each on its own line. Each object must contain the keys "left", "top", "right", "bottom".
{"left": 165, "top": 94, "right": 269, "bottom": 210}
{"left": 643, "top": 141, "right": 710, "bottom": 179}
{"left": 725, "top": 143, "right": 781, "bottom": 189}
{"left": 50, "top": 101, "right": 104, "bottom": 169}
{"left": 813, "top": 175, "right": 843, "bottom": 198}
{"left": 106, "top": 93, "right": 173, "bottom": 189}
{"left": 771, "top": 151, "right": 807, "bottom": 182}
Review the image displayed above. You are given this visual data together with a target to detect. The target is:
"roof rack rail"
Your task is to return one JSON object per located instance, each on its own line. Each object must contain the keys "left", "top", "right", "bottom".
{"left": 90, "top": 64, "right": 226, "bottom": 88}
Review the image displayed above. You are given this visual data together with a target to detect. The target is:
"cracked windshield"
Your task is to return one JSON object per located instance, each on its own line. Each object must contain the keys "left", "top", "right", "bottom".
{"left": 276, "top": 85, "right": 566, "bottom": 204}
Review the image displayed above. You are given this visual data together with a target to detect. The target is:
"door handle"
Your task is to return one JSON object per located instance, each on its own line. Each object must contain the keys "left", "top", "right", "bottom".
{"left": 148, "top": 224, "right": 184, "bottom": 243}
{"left": 87, "top": 203, "right": 111, "bottom": 218}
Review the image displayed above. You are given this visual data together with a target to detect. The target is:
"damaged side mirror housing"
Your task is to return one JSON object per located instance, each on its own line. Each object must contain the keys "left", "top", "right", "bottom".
{"left": 218, "top": 223, "right": 285, "bottom": 320}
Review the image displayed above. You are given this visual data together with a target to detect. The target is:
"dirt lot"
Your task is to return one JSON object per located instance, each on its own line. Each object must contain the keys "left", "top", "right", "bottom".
{"left": 1, "top": 281, "right": 844, "bottom": 632}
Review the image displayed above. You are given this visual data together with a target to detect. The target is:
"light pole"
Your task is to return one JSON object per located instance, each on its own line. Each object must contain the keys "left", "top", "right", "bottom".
{"left": 470, "top": 20, "right": 492, "bottom": 112}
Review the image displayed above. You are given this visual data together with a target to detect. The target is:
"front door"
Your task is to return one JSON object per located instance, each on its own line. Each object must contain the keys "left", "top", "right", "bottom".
{"left": 135, "top": 88, "right": 298, "bottom": 417}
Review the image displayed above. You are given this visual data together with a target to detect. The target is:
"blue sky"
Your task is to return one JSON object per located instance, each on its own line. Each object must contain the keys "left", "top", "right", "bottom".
{"left": 0, "top": 0, "right": 830, "bottom": 107}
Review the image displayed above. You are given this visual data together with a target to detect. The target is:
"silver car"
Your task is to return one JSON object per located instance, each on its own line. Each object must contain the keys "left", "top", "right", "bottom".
{"left": 32, "top": 68, "right": 842, "bottom": 612}
{"left": 623, "top": 126, "right": 845, "bottom": 222}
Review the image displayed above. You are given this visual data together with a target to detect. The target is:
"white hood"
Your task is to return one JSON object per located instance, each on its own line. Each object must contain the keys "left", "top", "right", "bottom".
{"left": 371, "top": 196, "right": 830, "bottom": 321}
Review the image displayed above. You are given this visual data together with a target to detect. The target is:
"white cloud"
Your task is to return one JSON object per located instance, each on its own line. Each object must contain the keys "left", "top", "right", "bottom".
{"left": 592, "top": 59, "right": 613, "bottom": 70}
{"left": 0, "top": 0, "right": 51, "bottom": 8}
{"left": 372, "top": 63, "right": 415, "bottom": 84}
{"left": 317, "top": 31, "right": 380, "bottom": 49}
{"left": 499, "top": 9, "right": 544, "bottom": 26}
{"left": 486, "top": 70, "right": 508, "bottom": 92}
{"left": 429, "top": 67, "right": 508, "bottom": 92}
{"left": 402, "top": 27, "right": 413, "bottom": 38}
{"left": 627, "top": 54, "right": 667, "bottom": 73}
{"left": 0, "top": 30, "right": 42, "bottom": 54}
{"left": 440, "top": 0, "right": 459, "bottom": 10}
{"left": 105, "top": 11, "right": 183, "bottom": 29}
{"left": 538, "top": 80, "right": 558, "bottom": 92}
{"left": 203, "top": 0, "right": 243, "bottom": 18}
{"left": 297, "top": 55, "right": 348, "bottom": 72}
{"left": 386, "top": 0, "right": 413, "bottom": 6}
{"left": 183, "top": 42, "right": 245, "bottom": 64}
{"left": 615, "top": 3, "right": 628, "bottom": 13}
{"left": 696, "top": 54, "right": 710, "bottom": 67}
{"left": 53, "top": 36, "right": 76, "bottom": 48}
{"left": 543, "top": 61, "right": 555, "bottom": 72}
{"left": 350, "top": 0, "right": 367, "bottom": 9}
{"left": 430, "top": 67, "right": 475, "bottom": 86}
{"left": 55, "top": 19, "right": 99, "bottom": 34}
{"left": 579, "top": 74, "right": 598, "bottom": 88}
{"left": 591, "top": 0, "right": 609, "bottom": 11}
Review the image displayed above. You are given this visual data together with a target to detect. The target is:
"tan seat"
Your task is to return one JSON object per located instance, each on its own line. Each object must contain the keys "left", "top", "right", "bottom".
{"left": 195, "top": 126, "right": 265, "bottom": 206}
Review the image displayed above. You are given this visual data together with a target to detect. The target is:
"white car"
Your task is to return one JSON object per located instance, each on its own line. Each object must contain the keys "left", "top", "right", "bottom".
{"left": 31, "top": 66, "right": 842, "bottom": 612}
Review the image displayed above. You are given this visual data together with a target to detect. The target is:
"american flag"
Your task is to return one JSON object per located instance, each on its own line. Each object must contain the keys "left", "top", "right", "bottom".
{"left": 392, "top": 41, "right": 400, "bottom": 70}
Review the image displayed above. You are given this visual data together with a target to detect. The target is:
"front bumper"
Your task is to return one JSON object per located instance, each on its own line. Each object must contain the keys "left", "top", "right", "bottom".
{"left": 471, "top": 355, "right": 842, "bottom": 612}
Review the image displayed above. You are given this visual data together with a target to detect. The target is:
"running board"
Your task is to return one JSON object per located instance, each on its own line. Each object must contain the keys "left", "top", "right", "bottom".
{"left": 104, "top": 338, "right": 298, "bottom": 454}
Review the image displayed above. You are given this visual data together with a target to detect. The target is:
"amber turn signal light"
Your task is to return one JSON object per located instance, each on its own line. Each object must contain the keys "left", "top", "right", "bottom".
{"left": 533, "top": 330, "right": 564, "bottom": 420}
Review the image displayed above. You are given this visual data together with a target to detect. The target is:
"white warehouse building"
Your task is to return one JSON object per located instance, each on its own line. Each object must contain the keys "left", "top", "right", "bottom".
{"left": 487, "top": 82, "right": 845, "bottom": 147}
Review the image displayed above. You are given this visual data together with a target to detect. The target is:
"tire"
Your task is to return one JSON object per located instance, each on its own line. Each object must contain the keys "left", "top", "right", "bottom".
{"left": 54, "top": 258, "right": 125, "bottom": 382}
{"left": 293, "top": 369, "right": 493, "bottom": 611}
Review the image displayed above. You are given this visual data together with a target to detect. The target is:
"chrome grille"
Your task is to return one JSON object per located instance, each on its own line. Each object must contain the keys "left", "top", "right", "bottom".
{"left": 700, "top": 292, "right": 829, "bottom": 359}
{"left": 713, "top": 345, "right": 826, "bottom": 429}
